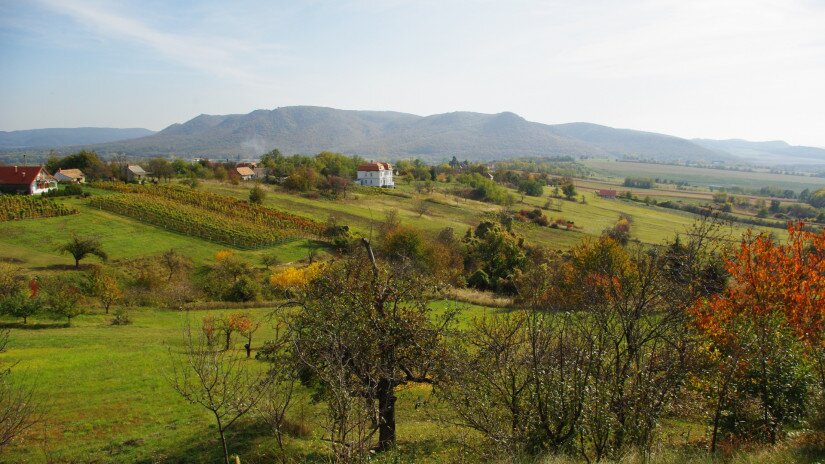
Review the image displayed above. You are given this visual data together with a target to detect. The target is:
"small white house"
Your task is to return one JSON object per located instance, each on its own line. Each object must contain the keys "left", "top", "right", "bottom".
{"left": 54, "top": 168, "right": 86, "bottom": 184}
{"left": 0, "top": 165, "right": 57, "bottom": 195}
{"left": 356, "top": 162, "right": 394, "bottom": 188}
{"left": 235, "top": 166, "right": 255, "bottom": 181}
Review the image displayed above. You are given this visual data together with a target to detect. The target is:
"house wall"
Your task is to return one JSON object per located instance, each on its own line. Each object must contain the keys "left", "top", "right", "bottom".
{"left": 356, "top": 169, "right": 394, "bottom": 187}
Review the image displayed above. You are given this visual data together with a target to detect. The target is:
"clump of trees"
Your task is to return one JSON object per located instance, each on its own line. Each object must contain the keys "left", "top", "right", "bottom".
{"left": 623, "top": 177, "right": 655, "bottom": 188}
{"left": 456, "top": 173, "right": 514, "bottom": 205}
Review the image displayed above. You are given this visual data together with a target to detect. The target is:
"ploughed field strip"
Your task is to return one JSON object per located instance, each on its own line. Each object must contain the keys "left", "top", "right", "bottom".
{"left": 88, "top": 183, "right": 323, "bottom": 248}
{"left": 0, "top": 195, "right": 77, "bottom": 221}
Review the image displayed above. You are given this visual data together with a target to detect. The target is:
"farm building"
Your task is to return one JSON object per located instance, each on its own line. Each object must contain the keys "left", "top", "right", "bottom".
{"left": 126, "top": 165, "right": 148, "bottom": 183}
{"left": 54, "top": 168, "right": 85, "bottom": 184}
{"left": 236, "top": 166, "right": 255, "bottom": 180}
{"left": 356, "top": 162, "right": 394, "bottom": 188}
{"left": 597, "top": 189, "right": 618, "bottom": 199}
{"left": 0, "top": 165, "right": 57, "bottom": 195}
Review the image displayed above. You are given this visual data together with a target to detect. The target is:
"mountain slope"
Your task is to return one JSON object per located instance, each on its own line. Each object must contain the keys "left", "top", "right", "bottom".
{"left": 86, "top": 106, "right": 725, "bottom": 162}
{"left": 552, "top": 123, "right": 728, "bottom": 161}
{"left": 0, "top": 127, "right": 155, "bottom": 149}
{"left": 693, "top": 139, "right": 825, "bottom": 164}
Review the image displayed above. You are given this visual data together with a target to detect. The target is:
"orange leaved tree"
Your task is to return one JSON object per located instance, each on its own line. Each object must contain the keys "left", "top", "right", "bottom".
{"left": 693, "top": 223, "right": 824, "bottom": 448}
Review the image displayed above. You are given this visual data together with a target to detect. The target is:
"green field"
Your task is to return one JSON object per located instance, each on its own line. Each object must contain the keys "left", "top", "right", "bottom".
{"left": 2, "top": 306, "right": 822, "bottom": 463}
{"left": 0, "top": 302, "right": 490, "bottom": 463}
{"left": 0, "top": 181, "right": 819, "bottom": 463}
{"left": 0, "top": 180, "right": 786, "bottom": 274}
{"left": 584, "top": 159, "right": 825, "bottom": 192}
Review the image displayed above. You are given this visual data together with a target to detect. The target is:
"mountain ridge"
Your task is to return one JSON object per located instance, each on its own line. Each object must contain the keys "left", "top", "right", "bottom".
{"left": 0, "top": 127, "right": 156, "bottom": 150}
{"left": 1, "top": 107, "right": 821, "bottom": 165}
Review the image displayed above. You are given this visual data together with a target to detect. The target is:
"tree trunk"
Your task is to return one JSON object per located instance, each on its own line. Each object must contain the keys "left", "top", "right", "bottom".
{"left": 217, "top": 416, "right": 230, "bottom": 464}
{"left": 74, "top": 257, "right": 80, "bottom": 269}
{"left": 376, "top": 378, "right": 396, "bottom": 451}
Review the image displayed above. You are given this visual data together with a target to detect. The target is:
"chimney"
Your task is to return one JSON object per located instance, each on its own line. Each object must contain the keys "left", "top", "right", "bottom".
{"left": 14, "top": 166, "right": 17, "bottom": 172}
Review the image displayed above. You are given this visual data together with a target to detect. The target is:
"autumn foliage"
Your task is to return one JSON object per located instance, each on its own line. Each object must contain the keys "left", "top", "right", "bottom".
{"left": 692, "top": 222, "right": 825, "bottom": 444}
{"left": 694, "top": 223, "right": 825, "bottom": 357}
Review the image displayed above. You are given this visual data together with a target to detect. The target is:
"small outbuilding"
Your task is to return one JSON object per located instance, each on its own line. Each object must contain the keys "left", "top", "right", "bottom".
{"left": 597, "top": 189, "right": 618, "bottom": 199}
{"left": 126, "top": 165, "right": 148, "bottom": 183}
{"left": 54, "top": 168, "right": 86, "bottom": 184}
{"left": 236, "top": 166, "right": 255, "bottom": 181}
{"left": 0, "top": 165, "right": 57, "bottom": 195}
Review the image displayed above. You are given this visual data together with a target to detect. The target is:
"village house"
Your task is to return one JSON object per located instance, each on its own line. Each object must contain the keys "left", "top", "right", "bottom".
{"left": 0, "top": 165, "right": 57, "bottom": 195}
{"left": 597, "top": 189, "right": 618, "bottom": 199}
{"left": 356, "top": 162, "right": 394, "bottom": 188}
{"left": 252, "top": 167, "right": 267, "bottom": 180}
{"left": 54, "top": 168, "right": 86, "bottom": 184}
{"left": 235, "top": 166, "right": 255, "bottom": 181}
{"left": 126, "top": 165, "right": 148, "bottom": 183}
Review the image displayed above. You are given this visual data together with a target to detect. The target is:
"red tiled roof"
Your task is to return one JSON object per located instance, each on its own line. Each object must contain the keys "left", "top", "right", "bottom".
{"left": 0, "top": 165, "right": 47, "bottom": 185}
{"left": 598, "top": 189, "right": 618, "bottom": 197}
{"left": 357, "top": 162, "right": 392, "bottom": 172}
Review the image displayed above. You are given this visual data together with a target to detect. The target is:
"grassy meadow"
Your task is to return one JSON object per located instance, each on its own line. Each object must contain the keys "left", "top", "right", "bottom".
{"left": 0, "top": 173, "right": 821, "bottom": 463}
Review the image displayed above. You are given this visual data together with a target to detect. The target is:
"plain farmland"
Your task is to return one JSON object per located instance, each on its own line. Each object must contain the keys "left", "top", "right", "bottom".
{"left": 583, "top": 159, "right": 825, "bottom": 192}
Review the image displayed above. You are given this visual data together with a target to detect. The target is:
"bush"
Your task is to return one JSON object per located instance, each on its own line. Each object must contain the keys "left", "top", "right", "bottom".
{"left": 225, "top": 276, "right": 260, "bottom": 302}
{"left": 249, "top": 185, "right": 266, "bottom": 204}
{"left": 467, "top": 269, "right": 491, "bottom": 290}
{"left": 110, "top": 307, "right": 132, "bottom": 325}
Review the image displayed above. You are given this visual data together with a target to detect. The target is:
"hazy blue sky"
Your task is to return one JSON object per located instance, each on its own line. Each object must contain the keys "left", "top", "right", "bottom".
{"left": 1, "top": 0, "right": 824, "bottom": 146}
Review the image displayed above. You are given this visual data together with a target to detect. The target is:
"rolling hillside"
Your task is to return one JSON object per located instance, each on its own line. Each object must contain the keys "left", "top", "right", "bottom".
{"left": 0, "top": 127, "right": 155, "bottom": 149}
{"left": 693, "top": 138, "right": 825, "bottom": 164}
{"left": 54, "top": 106, "right": 731, "bottom": 162}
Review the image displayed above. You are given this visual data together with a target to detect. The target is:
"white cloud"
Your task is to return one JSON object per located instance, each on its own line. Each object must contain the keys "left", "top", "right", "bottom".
{"left": 35, "top": 0, "right": 285, "bottom": 88}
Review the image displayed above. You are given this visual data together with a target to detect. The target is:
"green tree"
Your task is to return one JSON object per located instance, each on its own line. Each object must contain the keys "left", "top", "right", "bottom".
{"left": 560, "top": 178, "right": 577, "bottom": 200}
{"left": 248, "top": 184, "right": 266, "bottom": 204}
{"left": 148, "top": 158, "right": 175, "bottom": 181}
{"left": 287, "top": 241, "right": 455, "bottom": 454}
{"left": 58, "top": 236, "right": 107, "bottom": 269}
{"left": 0, "top": 289, "right": 39, "bottom": 324}
{"left": 42, "top": 276, "right": 85, "bottom": 325}
{"left": 464, "top": 221, "right": 526, "bottom": 291}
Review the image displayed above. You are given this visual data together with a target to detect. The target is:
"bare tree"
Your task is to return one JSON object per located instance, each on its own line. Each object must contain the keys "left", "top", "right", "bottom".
{"left": 0, "top": 329, "right": 39, "bottom": 450}
{"left": 167, "top": 319, "right": 272, "bottom": 464}
{"left": 253, "top": 320, "right": 295, "bottom": 460}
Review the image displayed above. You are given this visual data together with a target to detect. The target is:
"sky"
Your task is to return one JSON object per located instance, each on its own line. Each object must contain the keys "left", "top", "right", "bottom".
{"left": 1, "top": 0, "right": 824, "bottom": 146}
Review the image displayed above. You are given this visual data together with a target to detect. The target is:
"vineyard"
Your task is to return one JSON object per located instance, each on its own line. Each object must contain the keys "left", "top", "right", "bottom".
{"left": 0, "top": 195, "right": 78, "bottom": 221}
{"left": 88, "top": 183, "right": 324, "bottom": 248}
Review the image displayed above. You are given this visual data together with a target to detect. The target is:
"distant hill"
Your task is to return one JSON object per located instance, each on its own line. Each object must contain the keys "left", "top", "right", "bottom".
{"left": 693, "top": 139, "right": 825, "bottom": 164}
{"left": 0, "top": 127, "right": 155, "bottom": 150}
{"left": 59, "top": 106, "right": 730, "bottom": 163}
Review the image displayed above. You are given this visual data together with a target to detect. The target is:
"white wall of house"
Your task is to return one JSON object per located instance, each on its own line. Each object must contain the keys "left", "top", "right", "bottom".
{"left": 29, "top": 175, "right": 57, "bottom": 195}
{"left": 356, "top": 169, "right": 394, "bottom": 187}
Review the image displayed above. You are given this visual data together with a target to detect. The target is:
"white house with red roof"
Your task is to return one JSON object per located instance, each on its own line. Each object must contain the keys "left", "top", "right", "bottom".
{"left": 0, "top": 165, "right": 57, "bottom": 195}
{"left": 356, "top": 162, "right": 394, "bottom": 188}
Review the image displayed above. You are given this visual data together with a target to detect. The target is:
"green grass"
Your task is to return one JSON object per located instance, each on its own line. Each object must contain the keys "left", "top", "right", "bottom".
{"left": 0, "top": 301, "right": 496, "bottom": 463}
{"left": 2, "top": 305, "right": 822, "bottom": 463}
{"left": 0, "top": 196, "right": 319, "bottom": 273}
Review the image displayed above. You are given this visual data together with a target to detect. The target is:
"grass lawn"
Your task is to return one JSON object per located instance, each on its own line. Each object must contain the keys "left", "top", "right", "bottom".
{"left": 0, "top": 196, "right": 320, "bottom": 274}
{"left": 0, "top": 300, "right": 494, "bottom": 463}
